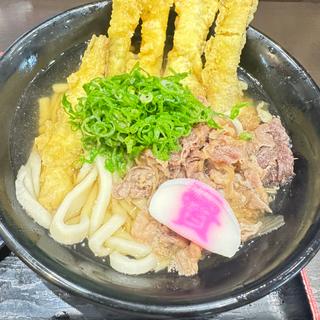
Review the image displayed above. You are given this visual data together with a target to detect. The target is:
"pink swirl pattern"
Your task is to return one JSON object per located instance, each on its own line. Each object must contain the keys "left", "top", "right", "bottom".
{"left": 173, "top": 182, "right": 222, "bottom": 243}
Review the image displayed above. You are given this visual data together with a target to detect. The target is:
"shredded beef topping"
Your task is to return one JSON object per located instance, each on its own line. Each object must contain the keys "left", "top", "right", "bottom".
{"left": 117, "top": 117, "right": 294, "bottom": 276}
{"left": 113, "top": 166, "right": 157, "bottom": 199}
{"left": 253, "top": 118, "right": 294, "bottom": 186}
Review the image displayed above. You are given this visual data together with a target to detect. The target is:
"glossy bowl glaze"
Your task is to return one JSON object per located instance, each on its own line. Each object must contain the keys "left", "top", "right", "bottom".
{"left": 0, "top": 1, "right": 320, "bottom": 317}
{"left": 0, "top": 237, "right": 4, "bottom": 251}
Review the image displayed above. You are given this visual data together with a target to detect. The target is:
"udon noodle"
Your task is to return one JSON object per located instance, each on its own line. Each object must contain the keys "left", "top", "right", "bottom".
{"left": 15, "top": 0, "right": 294, "bottom": 276}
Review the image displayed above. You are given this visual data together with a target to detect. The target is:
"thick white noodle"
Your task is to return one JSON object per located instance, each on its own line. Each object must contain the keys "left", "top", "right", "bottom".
{"left": 89, "top": 156, "right": 112, "bottom": 235}
{"left": 109, "top": 252, "right": 157, "bottom": 275}
{"left": 15, "top": 166, "right": 52, "bottom": 229}
{"left": 79, "top": 183, "right": 98, "bottom": 219}
{"left": 231, "top": 118, "right": 244, "bottom": 135}
{"left": 17, "top": 150, "right": 157, "bottom": 275}
{"left": 50, "top": 168, "right": 98, "bottom": 245}
{"left": 107, "top": 236, "right": 151, "bottom": 258}
{"left": 76, "top": 162, "right": 93, "bottom": 184}
{"left": 67, "top": 163, "right": 95, "bottom": 218}
{"left": 24, "top": 166, "right": 36, "bottom": 198}
{"left": 113, "top": 229, "right": 134, "bottom": 241}
{"left": 52, "top": 83, "right": 69, "bottom": 93}
{"left": 26, "top": 150, "right": 41, "bottom": 197}
{"left": 88, "top": 213, "right": 126, "bottom": 257}
{"left": 153, "top": 259, "right": 170, "bottom": 272}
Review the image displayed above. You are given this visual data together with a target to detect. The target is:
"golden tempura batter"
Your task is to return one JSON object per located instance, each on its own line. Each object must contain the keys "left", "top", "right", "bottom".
{"left": 35, "top": 116, "right": 82, "bottom": 212}
{"left": 107, "top": 0, "right": 141, "bottom": 76}
{"left": 166, "top": 0, "right": 219, "bottom": 97}
{"left": 67, "top": 35, "right": 109, "bottom": 106}
{"left": 137, "top": 0, "right": 173, "bottom": 75}
{"left": 35, "top": 35, "right": 109, "bottom": 212}
{"left": 202, "top": 0, "right": 258, "bottom": 112}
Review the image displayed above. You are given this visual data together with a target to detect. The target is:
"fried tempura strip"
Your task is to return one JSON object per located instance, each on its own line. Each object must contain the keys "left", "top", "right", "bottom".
{"left": 36, "top": 35, "right": 108, "bottom": 212}
{"left": 136, "top": 0, "right": 173, "bottom": 75}
{"left": 166, "top": 0, "right": 219, "bottom": 97}
{"left": 202, "top": 0, "right": 258, "bottom": 112}
{"left": 67, "top": 35, "right": 109, "bottom": 106}
{"left": 214, "top": 0, "right": 258, "bottom": 36}
{"left": 126, "top": 52, "right": 139, "bottom": 73}
{"left": 203, "top": 34, "right": 244, "bottom": 112}
{"left": 107, "top": 0, "right": 141, "bottom": 76}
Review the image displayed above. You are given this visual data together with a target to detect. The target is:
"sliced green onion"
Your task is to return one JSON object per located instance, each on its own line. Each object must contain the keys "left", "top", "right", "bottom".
{"left": 239, "top": 131, "right": 253, "bottom": 141}
{"left": 230, "top": 102, "right": 250, "bottom": 120}
{"left": 62, "top": 65, "right": 221, "bottom": 175}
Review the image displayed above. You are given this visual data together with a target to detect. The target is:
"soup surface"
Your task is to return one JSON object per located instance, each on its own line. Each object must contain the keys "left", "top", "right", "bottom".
{"left": 15, "top": 0, "right": 294, "bottom": 276}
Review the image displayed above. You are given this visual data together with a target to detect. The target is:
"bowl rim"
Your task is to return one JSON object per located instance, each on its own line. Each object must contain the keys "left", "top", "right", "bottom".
{"left": 0, "top": 1, "right": 320, "bottom": 315}
{"left": 0, "top": 238, "right": 4, "bottom": 251}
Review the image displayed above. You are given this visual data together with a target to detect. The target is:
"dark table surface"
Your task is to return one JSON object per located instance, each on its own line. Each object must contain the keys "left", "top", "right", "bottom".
{"left": 0, "top": 1, "right": 319, "bottom": 319}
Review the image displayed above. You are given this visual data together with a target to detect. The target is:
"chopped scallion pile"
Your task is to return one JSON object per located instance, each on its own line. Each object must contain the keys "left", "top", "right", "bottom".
{"left": 62, "top": 66, "right": 221, "bottom": 174}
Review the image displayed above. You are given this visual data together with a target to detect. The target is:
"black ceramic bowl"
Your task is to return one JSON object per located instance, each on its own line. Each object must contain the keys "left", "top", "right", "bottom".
{"left": 0, "top": 237, "right": 3, "bottom": 251}
{"left": 0, "top": 1, "right": 320, "bottom": 317}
